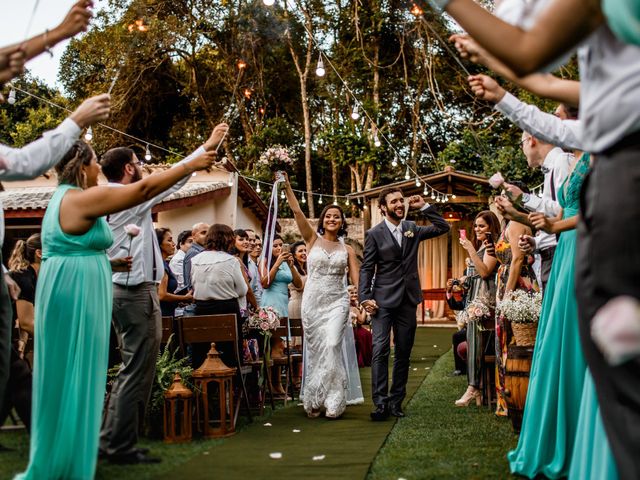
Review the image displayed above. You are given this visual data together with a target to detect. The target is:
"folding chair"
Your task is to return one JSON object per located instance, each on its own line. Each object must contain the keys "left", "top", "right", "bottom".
{"left": 178, "top": 314, "right": 257, "bottom": 424}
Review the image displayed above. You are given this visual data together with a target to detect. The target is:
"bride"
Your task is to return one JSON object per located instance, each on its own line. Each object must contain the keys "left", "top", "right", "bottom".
{"left": 282, "top": 173, "right": 364, "bottom": 418}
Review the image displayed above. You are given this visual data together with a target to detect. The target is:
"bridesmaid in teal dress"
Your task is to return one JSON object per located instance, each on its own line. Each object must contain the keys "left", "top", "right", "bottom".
{"left": 507, "top": 154, "right": 590, "bottom": 478}
{"left": 16, "top": 140, "right": 219, "bottom": 479}
{"left": 260, "top": 234, "right": 302, "bottom": 317}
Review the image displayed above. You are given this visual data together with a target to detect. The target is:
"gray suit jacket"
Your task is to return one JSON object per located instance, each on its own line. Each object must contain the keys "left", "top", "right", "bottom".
{"left": 358, "top": 206, "right": 450, "bottom": 309}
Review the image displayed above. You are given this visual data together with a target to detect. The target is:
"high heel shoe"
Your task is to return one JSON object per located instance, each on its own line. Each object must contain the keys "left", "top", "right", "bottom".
{"left": 454, "top": 386, "right": 482, "bottom": 407}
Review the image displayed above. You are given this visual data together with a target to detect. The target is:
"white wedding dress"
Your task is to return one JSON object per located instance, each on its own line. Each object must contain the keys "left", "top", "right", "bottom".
{"left": 301, "top": 235, "right": 364, "bottom": 417}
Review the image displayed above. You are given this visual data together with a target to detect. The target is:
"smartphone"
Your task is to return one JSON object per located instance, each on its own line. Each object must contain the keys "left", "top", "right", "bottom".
{"left": 281, "top": 244, "right": 290, "bottom": 254}
{"left": 459, "top": 229, "right": 467, "bottom": 240}
{"left": 484, "top": 235, "right": 496, "bottom": 257}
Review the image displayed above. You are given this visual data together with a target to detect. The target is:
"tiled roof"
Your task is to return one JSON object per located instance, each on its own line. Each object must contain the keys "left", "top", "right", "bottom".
{"left": 0, "top": 182, "right": 228, "bottom": 212}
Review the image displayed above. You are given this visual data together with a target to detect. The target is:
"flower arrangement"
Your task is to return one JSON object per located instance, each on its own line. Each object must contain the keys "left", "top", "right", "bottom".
{"left": 498, "top": 290, "right": 543, "bottom": 324}
{"left": 403, "top": 230, "right": 414, "bottom": 238}
{"left": 246, "top": 306, "right": 281, "bottom": 334}
{"left": 466, "top": 296, "right": 493, "bottom": 322}
{"left": 258, "top": 145, "right": 296, "bottom": 172}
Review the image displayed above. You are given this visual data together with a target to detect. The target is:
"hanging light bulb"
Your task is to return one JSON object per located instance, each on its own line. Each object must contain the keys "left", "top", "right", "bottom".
{"left": 263, "top": 0, "right": 275, "bottom": 5}
{"left": 7, "top": 88, "right": 16, "bottom": 105}
{"left": 345, "top": 197, "right": 350, "bottom": 206}
{"left": 144, "top": 144, "right": 152, "bottom": 162}
{"left": 431, "top": 190, "right": 436, "bottom": 200}
{"left": 415, "top": 176, "right": 421, "bottom": 187}
{"left": 443, "top": 195, "right": 448, "bottom": 203}
{"left": 404, "top": 166, "right": 410, "bottom": 180}
{"left": 391, "top": 156, "right": 398, "bottom": 168}
{"left": 84, "top": 126, "right": 93, "bottom": 142}
{"left": 452, "top": 194, "right": 457, "bottom": 199}
{"left": 373, "top": 132, "right": 381, "bottom": 147}
{"left": 350, "top": 103, "right": 360, "bottom": 121}
{"left": 333, "top": 197, "right": 338, "bottom": 206}
{"left": 315, "top": 54, "right": 325, "bottom": 77}
{"left": 301, "top": 192, "right": 307, "bottom": 204}
{"left": 256, "top": 181, "right": 261, "bottom": 193}
{"left": 280, "top": 189, "right": 286, "bottom": 199}
{"left": 227, "top": 175, "right": 234, "bottom": 187}
{"left": 537, "top": 189, "right": 543, "bottom": 198}
{"left": 318, "top": 194, "right": 323, "bottom": 205}
{"left": 363, "top": 204, "right": 368, "bottom": 210}
{"left": 423, "top": 184, "right": 429, "bottom": 196}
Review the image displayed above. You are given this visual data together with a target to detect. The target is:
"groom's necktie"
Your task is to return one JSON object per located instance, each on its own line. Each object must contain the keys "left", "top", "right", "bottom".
{"left": 394, "top": 226, "right": 402, "bottom": 247}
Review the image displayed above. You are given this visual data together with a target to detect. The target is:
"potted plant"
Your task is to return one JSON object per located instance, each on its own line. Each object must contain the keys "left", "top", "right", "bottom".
{"left": 498, "top": 290, "right": 543, "bottom": 346}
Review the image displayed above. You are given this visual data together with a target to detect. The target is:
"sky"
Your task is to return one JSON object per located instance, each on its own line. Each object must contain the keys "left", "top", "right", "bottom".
{"left": 1, "top": 0, "right": 108, "bottom": 88}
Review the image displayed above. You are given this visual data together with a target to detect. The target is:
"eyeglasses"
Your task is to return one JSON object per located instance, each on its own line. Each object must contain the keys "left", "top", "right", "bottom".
{"left": 519, "top": 136, "right": 531, "bottom": 149}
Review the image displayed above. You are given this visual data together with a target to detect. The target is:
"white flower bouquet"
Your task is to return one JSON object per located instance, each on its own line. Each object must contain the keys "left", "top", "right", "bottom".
{"left": 258, "top": 145, "right": 296, "bottom": 172}
{"left": 498, "top": 290, "right": 542, "bottom": 324}
{"left": 498, "top": 290, "right": 543, "bottom": 346}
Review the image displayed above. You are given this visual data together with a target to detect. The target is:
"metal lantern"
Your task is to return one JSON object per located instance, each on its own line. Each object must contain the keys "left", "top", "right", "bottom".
{"left": 163, "top": 372, "right": 193, "bottom": 443}
{"left": 192, "top": 343, "right": 237, "bottom": 438}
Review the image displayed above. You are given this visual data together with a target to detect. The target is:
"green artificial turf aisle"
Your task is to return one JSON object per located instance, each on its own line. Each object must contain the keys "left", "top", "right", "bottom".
{"left": 160, "top": 327, "right": 452, "bottom": 480}
{"left": 368, "top": 350, "right": 518, "bottom": 480}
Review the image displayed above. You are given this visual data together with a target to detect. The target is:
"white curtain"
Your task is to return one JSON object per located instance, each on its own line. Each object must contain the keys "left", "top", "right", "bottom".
{"left": 418, "top": 232, "right": 449, "bottom": 319}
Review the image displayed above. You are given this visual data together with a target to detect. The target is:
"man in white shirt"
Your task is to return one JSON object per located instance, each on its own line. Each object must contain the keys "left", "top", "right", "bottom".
{"left": 169, "top": 230, "right": 192, "bottom": 291}
{"left": 496, "top": 131, "right": 572, "bottom": 290}
{"left": 244, "top": 229, "right": 263, "bottom": 305}
{"left": 182, "top": 222, "right": 209, "bottom": 291}
{"left": 99, "top": 124, "right": 227, "bottom": 465}
{"left": 0, "top": 94, "right": 110, "bottom": 417}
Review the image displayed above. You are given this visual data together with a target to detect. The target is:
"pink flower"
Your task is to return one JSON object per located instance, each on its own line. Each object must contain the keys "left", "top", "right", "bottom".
{"left": 474, "top": 307, "right": 483, "bottom": 317}
{"left": 260, "top": 321, "right": 270, "bottom": 331}
{"left": 591, "top": 296, "right": 640, "bottom": 366}
{"left": 489, "top": 172, "right": 505, "bottom": 189}
{"left": 124, "top": 224, "right": 141, "bottom": 237}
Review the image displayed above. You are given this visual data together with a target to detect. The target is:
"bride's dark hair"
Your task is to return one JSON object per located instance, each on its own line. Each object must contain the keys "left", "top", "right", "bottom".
{"left": 317, "top": 205, "right": 348, "bottom": 237}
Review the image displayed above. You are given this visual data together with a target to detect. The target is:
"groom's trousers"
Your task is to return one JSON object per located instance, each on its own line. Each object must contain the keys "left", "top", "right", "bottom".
{"left": 371, "top": 294, "right": 417, "bottom": 408}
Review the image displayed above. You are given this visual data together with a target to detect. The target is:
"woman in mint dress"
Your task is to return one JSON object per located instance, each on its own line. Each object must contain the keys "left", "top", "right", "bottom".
{"left": 260, "top": 234, "right": 302, "bottom": 317}
{"left": 507, "top": 154, "right": 591, "bottom": 478}
{"left": 16, "top": 140, "right": 218, "bottom": 479}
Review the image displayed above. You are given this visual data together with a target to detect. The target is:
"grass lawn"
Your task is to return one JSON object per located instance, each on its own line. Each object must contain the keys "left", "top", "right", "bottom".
{"left": 368, "top": 350, "right": 519, "bottom": 480}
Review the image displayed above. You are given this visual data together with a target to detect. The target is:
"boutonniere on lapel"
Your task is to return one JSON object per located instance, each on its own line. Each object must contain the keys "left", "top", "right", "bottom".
{"left": 403, "top": 230, "right": 414, "bottom": 238}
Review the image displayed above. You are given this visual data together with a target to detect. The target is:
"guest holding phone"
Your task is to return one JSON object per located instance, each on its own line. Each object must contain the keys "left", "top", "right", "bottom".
{"left": 454, "top": 211, "right": 501, "bottom": 407}
{"left": 156, "top": 228, "right": 193, "bottom": 317}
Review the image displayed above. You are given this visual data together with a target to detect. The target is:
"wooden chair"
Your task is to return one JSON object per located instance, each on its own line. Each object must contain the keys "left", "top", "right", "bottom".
{"left": 421, "top": 288, "right": 447, "bottom": 323}
{"left": 178, "top": 314, "right": 258, "bottom": 423}
{"left": 161, "top": 316, "right": 174, "bottom": 345}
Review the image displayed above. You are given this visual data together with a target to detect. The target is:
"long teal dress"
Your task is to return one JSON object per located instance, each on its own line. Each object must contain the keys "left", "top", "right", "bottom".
{"left": 260, "top": 262, "right": 293, "bottom": 318}
{"left": 507, "top": 154, "right": 590, "bottom": 478}
{"left": 569, "top": 372, "right": 619, "bottom": 479}
{"left": 16, "top": 185, "right": 113, "bottom": 480}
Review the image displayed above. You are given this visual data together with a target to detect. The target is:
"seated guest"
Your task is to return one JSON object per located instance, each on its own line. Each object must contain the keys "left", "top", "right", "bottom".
{"left": 232, "top": 229, "right": 258, "bottom": 317}
{"left": 169, "top": 230, "right": 192, "bottom": 291}
{"left": 190, "top": 224, "right": 247, "bottom": 368}
{"left": 156, "top": 228, "right": 193, "bottom": 317}
{"left": 348, "top": 285, "right": 372, "bottom": 368}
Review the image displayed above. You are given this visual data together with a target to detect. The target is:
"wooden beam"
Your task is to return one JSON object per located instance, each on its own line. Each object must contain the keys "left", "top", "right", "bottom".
{"left": 3, "top": 209, "right": 46, "bottom": 219}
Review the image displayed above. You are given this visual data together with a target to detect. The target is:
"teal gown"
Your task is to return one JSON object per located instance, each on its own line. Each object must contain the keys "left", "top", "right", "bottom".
{"left": 260, "top": 262, "right": 293, "bottom": 318}
{"left": 507, "top": 154, "right": 590, "bottom": 478}
{"left": 16, "top": 185, "right": 113, "bottom": 480}
{"left": 568, "top": 372, "right": 619, "bottom": 480}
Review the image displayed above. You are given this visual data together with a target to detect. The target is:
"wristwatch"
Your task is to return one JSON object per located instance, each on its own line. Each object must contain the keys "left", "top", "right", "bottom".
{"left": 522, "top": 193, "right": 531, "bottom": 203}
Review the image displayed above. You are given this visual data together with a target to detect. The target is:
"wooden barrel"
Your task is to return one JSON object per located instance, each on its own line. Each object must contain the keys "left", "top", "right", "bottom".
{"left": 504, "top": 345, "right": 534, "bottom": 433}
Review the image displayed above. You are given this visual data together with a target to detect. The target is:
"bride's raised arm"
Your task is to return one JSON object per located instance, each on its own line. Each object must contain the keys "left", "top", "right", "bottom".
{"left": 282, "top": 172, "right": 316, "bottom": 246}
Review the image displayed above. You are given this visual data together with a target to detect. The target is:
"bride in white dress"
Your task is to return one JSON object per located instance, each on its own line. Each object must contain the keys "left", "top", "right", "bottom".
{"left": 282, "top": 173, "right": 364, "bottom": 418}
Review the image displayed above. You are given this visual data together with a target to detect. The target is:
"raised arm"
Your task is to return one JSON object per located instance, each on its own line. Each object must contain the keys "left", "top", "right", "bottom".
{"left": 0, "top": 1, "right": 93, "bottom": 66}
{"left": 60, "top": 151, "right": 218, "bottom": 235}
{"left": 407, "top": 195, "right": 450, "bottom": 240}
{"left": 443, "top": 0, "right": 602, "bottom": 76}
{"left": 282, "top": 172, "right": 316, "bottom": 245}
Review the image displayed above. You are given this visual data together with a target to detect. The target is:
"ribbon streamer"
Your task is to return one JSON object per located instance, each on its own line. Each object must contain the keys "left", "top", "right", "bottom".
{"left": 259, "top": 172, "right": 285, "bottom": 285}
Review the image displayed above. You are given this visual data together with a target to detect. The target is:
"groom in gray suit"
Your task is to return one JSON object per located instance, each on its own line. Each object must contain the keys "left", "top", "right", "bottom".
{"left": 359, "top": 187, "right": 450, "bottom": 420}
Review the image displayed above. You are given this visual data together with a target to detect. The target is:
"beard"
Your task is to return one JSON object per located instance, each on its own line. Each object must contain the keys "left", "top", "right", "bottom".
{"left": 385, "top": 206, "right": 405, "bottom": 222}
{"left": 130, "top": 167, "right": 142, "bottom": 183}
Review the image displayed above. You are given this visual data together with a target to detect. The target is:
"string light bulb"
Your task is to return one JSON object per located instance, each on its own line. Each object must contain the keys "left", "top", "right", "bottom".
{"left": 84, "top": 126, "right": 93, "bottom": 142}
{"left": 281, "top": 189, "right": 286, "bottom": 199}
{"left": 423, "top": 184, "right": 429, "bottom": 196}
{"left": 392, "top": 156, "right": 398, "bottom": 168}
{"left": 237, "top": 60, "right": 247, "bottom": 70}
{"left": 315, "top": 54, "right": 325, "bottom": 77}
{"left": 318, "top": 194, "right": 323, "bottom": 205}
{"left": 350, "top": 103, "right": 360, "bottom": 121}
{"left": 227, "top": 174, "right": 234, "bottom": 187}
{"left": 256, "top": 181, "right": 261, "bottom": 193}
{"left": 333, "top": 197, "right": 338, "bottom": 206}
{"left": 144, "top": 144, "right": 152, "bottom": 162}
{"left": 410, "top": 3, "right": 424, "bottom": 16}
{"left": 452, "top": 194, "right": 457, "bottom": 199}
{"left": 345, "top": 197, "right": 350, "bottom": 205}
{"left": 415, "top": 176, "right": 421, "bottom": 187}
{"left": 431, "top": 191, "right": 436, "bottom": 200}
{"left": 404, "top": 166, "right": 410, "bottom": 180}
{"left": 373, "top": 132, "right": 381, "bottom": 147}
{"left": 7, "top": 88, "right": 16, "bottom": 105}
{"left": 301, "top": 192, "right": 306, "bottom": 204}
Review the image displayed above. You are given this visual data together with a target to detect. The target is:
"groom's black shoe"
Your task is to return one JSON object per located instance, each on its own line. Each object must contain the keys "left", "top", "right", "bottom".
{"left": 390, "top": 404, "right": 405, "bottom": 418}
{"left": 370, "top": 404, "right": 389, "bottom": 421}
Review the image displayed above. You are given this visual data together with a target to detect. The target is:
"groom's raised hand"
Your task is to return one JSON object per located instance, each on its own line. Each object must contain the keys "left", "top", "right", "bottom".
{"left": 407, "top": 195, "right": 426, "bottom": 210}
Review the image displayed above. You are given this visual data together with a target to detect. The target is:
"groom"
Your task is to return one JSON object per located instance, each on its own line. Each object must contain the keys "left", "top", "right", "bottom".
{"left": 359, "top": 187, "right": 450, "bottom": 420}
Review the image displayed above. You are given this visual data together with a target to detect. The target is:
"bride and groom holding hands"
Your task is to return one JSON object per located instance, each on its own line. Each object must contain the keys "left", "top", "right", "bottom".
{"left": 281, "top": 174, "right": 450, "bottom": 420}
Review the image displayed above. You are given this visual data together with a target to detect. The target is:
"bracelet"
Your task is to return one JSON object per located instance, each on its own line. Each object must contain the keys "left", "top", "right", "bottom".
{"left": 43, "top": 29, "right": 54, "bottom": 58}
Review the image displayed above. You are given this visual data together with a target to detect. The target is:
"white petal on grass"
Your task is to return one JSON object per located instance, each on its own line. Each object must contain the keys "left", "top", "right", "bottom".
{"left": 413, "top": 368, "right": 418, "bottom": 371}
{"left": 269, "top": 452, "right": 283, "bottom": 459}
{"left": 312, "top": 455, "right": 326, "bottom": 461}
{"left": 263, "top": 422, "right": 272, "bottom": 427}
{"left": 292, "top": 429, "right": 301, "bottom": 433}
